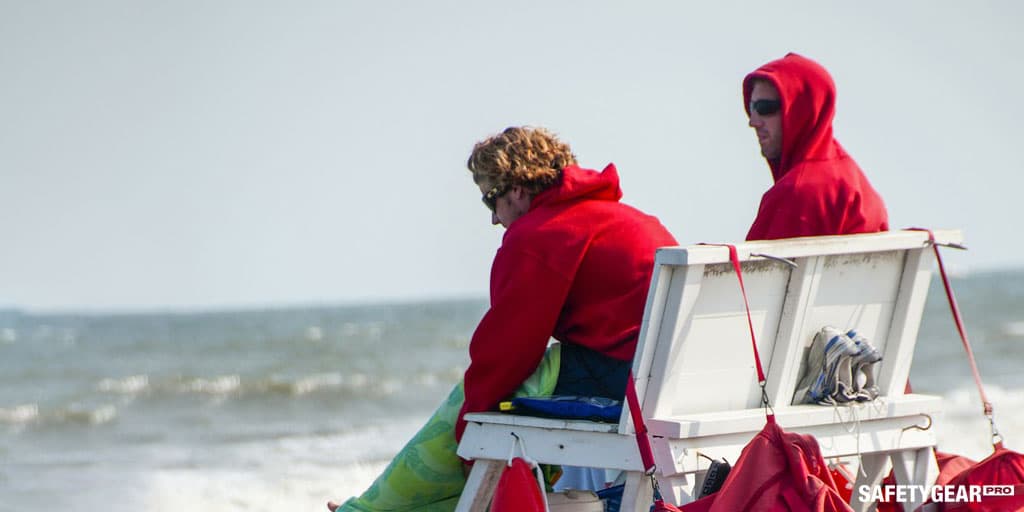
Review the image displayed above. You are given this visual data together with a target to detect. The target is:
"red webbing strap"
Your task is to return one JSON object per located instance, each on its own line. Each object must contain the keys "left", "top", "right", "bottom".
{"left": 701, "top": 244, "right": 770, "bottom": 392}
{"left": 908, "top": 227, "right": 1001, "bottom": 448}
{"left": 625, "top": 371, "right": 657, "bottom": 474}
{"left": 626, "top": 372, "right": 678, "bottom": 507}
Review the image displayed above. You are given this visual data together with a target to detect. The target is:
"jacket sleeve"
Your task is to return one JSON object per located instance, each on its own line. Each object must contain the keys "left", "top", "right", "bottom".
{"left": 455, "top": 244, "right": 574, "bottom": 443}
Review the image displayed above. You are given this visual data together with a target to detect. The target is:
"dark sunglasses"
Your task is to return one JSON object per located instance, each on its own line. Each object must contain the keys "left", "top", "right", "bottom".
{"left": 481, "top": 184, "right": 510, "bottom": 212}
{"left": 749, "top": 99, "right": 781, "bottom": 116}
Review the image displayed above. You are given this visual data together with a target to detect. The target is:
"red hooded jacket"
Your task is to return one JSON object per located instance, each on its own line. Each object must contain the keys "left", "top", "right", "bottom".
{"left": 456, "top": 164, "right": 677, "bottom": 441}
{"left": 743, "top": 53, "right": 888, "bottom": 241}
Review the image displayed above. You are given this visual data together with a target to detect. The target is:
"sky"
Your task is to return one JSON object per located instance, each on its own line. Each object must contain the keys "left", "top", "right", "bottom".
{"left": 2, "top": 1, "right": 1022, "bottom": 312}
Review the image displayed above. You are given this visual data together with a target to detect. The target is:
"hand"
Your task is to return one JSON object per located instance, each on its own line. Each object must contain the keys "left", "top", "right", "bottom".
{"left": 326, "top": 501, "right": 339, "bottom": 511}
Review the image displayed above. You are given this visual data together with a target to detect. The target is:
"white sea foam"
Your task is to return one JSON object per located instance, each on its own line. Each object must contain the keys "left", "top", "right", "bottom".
{"left": 291, "top": 372, "right": 343, "bottom": 395}
{"left": 305, "top": 326, "right": 324, "bottom": 341}
{"left": 139, "top": 420, "right": 420, "bottom": 512}
{"left": 366, "top": 323, "right": 383, "bottom": 341}
{"left": 340, "top": 322, "right": 359, "bottom": 337}
{"left": 0, "top": 403, "right": 39, "bottom": 424}
{"left": 347, "top": 372, "right": 369, "bottom": 389}
{"left": 0, "top": 327, "right": 16, "bottom": 343}
{"left": 98, "top": 375, "right": 150, "bottom": 394}
{"left": 140, "top": 464, "right": 390, "bottom": 512}
{"left": 1001, "top": 321, "right": 1024, "bottom": 337}
{"left": 180, "top": 375, "right": 242, "bottom": 395}
{"left": 59, "top": 404, "right": 118, "bottom": 425}
{"left": 932, "top": 384, "right": 1024, "bottom": 460}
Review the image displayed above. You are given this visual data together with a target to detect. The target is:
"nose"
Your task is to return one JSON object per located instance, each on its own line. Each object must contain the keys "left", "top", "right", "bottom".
{"left": 748, "top": 112, "right": 762, "bottom": 128}
{"left": 491, "top": 211, "right": 500, "bottom": 225}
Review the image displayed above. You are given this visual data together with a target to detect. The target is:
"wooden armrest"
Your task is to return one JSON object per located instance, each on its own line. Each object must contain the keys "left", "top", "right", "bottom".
{"left": 647, "top": 394, "right": 942, "bottom": 438}
{"left": 462, "top": 412, "right": 622, "bottom": 433}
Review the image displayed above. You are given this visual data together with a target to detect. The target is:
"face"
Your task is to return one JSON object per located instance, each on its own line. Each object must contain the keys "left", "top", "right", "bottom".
{"left": 748, "top": 80, "right": 783, "bottom": 160}
{"left": 478, "top": 181, "right": 531, "bottom": 228}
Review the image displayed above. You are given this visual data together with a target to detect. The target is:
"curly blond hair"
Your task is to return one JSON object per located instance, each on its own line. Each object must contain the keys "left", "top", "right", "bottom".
{"left": 467, "top": 126, "right": 576, "bottom": 194}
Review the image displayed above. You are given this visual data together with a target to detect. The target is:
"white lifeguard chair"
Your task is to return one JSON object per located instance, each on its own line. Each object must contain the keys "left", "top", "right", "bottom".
{"left": 457, "top": 230, "right": 959, "bottom": 512}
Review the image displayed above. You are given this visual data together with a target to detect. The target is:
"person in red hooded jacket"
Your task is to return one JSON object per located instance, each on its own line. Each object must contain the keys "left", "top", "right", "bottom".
{"left": 329, "top": 126, "right": 676, "bottom": 512}
{"left": 744, "top": 53, "right": 889, "bottom": 241}
{"left": 460, "top": 126, "right": 678, "bottom": 440}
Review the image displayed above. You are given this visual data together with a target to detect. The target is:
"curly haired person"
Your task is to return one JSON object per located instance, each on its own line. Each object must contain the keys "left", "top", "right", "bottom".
{"left": 330, "top": 126, "right": 676, "bottom": 511}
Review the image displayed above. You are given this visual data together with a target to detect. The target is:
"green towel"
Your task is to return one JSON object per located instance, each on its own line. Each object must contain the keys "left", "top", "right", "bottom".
{"left": 336, "top": 343, "right": 562, "bottom": 512}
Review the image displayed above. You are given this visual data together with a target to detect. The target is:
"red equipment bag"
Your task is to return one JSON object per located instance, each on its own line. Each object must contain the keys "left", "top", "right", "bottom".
{"left": 491, "top": 434, "right": 548, "bottom": 512}
{"left": 491, "top": 457, "right": 547, "bottom": 512}
{"left": 922, "top": 447, "right": 1024, "bottom": 511}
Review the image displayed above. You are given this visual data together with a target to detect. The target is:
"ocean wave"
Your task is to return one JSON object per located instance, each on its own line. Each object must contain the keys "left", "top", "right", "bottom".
{"left": 1000, "top": 321, "right": 1024, "bottom": 338}
{"left": 260, "top": 372, "right": 402, "bottom": 396}
{"left": 1, "top": 403, "right": 119, "bottom": 429}
{"left": 0, "top": 404, "right": 39, "bottom": 424}
{"left": 56, "top": 404, "right": 118, "bottom": 425}
{"left": 266, "top": 372, "right": 345, "bottom": 396}
{"left": 305, "top": 326, "right": 324, "bottom": 341}
{"left": 98, "top": 375, "right": 150, "bottom": 394}
{"left": 178, "top": 375, "right": 241, "bottom": 395}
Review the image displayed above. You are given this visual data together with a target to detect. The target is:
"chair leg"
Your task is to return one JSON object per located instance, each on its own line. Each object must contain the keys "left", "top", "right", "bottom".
{"left": 620, "top": 471, "right": 654, "bottom": 512}
{"left": 455, "top": 459, "right": 503, "bottom": 512}
{"left": 851, "top": 452, "right": 889, "bottom": 512}
{"left": 890, "top": 448, "right": 939, "bottom": 512}
{"left": 656, "top": 473, "right": 694, "bottom": 505}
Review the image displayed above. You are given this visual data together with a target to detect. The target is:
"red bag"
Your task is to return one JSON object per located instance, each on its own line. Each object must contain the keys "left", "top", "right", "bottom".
{"left": 491, "top": 434, "right": 548, "bottom": 512}
{"left": 878, "top": 451, "right": 978, "bottom": 512}
{"left": 492, "top": 457, "right": 547, "bottom": 512}
{"left": 923, "top": 446, "right": 1024, "bottom": 512}
{"left": 679, "top": 417, "right": 852, "bottom": 512}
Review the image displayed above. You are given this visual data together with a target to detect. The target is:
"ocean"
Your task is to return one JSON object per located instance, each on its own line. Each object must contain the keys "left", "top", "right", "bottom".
{"left": 2, "top": 270, "right": 1023, "bottom": 511}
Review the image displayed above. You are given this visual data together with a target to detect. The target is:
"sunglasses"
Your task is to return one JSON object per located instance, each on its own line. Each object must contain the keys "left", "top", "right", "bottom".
{"left": 749, "top": 99, "right": 781, "bottom": 116}
{"left": 481, "top": 184, "right": 510, "bottom": 212}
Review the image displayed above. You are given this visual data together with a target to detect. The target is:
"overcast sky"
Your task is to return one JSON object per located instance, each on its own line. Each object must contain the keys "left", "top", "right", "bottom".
{"left": 2, "top": 1, "right": 1021, "bottom": 312}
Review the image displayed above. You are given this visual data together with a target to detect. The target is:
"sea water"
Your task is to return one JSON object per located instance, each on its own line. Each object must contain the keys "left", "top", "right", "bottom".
{"left": 1, "top": 272, "right": 1023, "bottom": 511}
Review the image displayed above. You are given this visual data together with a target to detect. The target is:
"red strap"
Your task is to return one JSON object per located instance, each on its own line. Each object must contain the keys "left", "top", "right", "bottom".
{"left": 626, "top": 373, "right": 680, "bottom": 508}
{"left": 908, "top": 228, "right": 1000, "bottom": 448}
{"left": 625, "top": 371, "right": 657, "bottom": 474}
{"left": 701, "top": 243, "right": 768, "bottom": 386}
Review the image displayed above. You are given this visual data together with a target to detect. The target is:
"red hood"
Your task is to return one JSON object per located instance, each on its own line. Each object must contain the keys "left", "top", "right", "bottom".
{"left": 743, "top": 53, "right": 842, "bottom": 182}
{"left": 529, "top": 163, "right": 623, "bottom": 210}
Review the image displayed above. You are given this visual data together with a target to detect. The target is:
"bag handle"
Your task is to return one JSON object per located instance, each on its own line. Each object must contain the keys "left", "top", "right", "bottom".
{"left": 505, "top": 432, "right": 551, "bottom": 511}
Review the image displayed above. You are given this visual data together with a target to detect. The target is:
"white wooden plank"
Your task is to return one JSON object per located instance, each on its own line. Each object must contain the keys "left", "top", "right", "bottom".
{"left": 455, "top": 459, "right": 503, "bottom": 512}
{"left": 619, "top": 262, "right": 671, "bottom": 436}
{"left": 851, "top": 452, "right": 890, "bottom": 512}
{"left": 643, "top": 264, "right": 704, "bottom": 419}
{"left": 654, "top": 419, "right": 936, "bottom": 477}
{"left": 462, "top": 412, "right": 619, "bottom": 433}
{"left": 877, "top": 247, "right": 932, "bottom": 397}
{"left": 456, "top": 422, "right": 645, "bottom": 471}
{"left": 656, "top": 230, "right": 962, "bottom": 266}
{"left": 646, "top": 394, "right": 942, "bottom": 438}
{"left": 890, "top": 448, "right": 940, "bottom": 511}
{"left": 620, "top": 471, "right": 654, "bottom": 512}
{"left": 765, "top": 255, "right": 822, "bottom": 407}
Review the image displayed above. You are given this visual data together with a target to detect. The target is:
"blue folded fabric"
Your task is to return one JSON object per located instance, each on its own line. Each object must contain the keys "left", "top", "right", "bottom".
{"left": 509, "top": 395, "right": 623, "bottom": 423}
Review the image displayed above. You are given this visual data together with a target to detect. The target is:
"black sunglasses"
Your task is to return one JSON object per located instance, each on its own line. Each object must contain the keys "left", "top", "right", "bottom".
{"left": 481, "top": 184, "right": 510, "bottom": 212}
{"left": 749, "top": 99, "right": 781, "bottom": 116}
